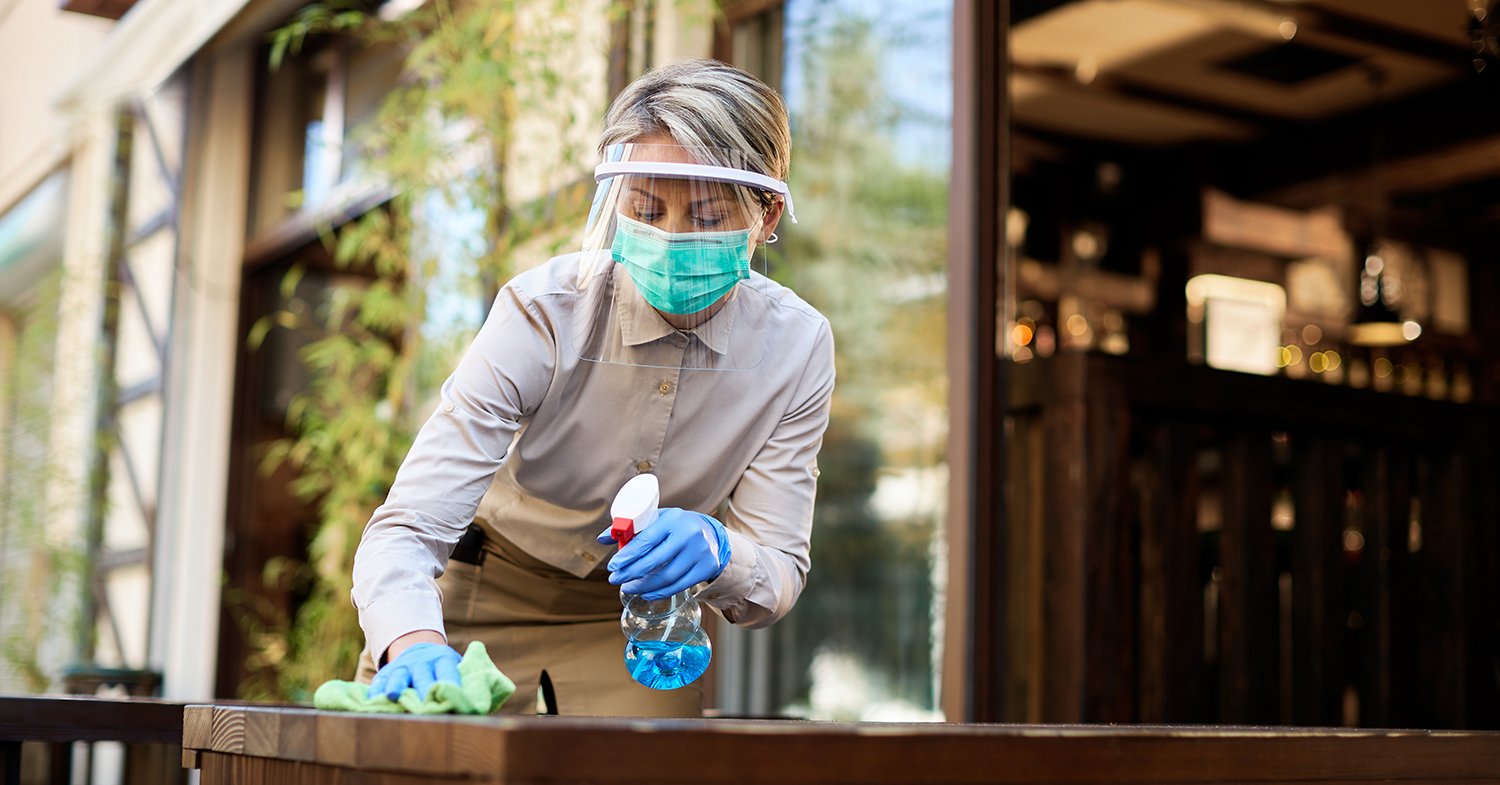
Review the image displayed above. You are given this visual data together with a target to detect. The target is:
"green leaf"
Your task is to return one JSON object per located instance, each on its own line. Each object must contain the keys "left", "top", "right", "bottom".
{"left": 247, "top": 314, "right": 276, "bottom": 351}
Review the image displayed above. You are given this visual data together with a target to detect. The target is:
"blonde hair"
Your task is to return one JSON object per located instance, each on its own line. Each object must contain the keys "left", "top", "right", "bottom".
{"left": 599, "top": 59, "right": 791, "bottom": 184}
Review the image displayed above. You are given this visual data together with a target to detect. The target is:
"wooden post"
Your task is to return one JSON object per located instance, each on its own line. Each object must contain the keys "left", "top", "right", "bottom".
{"left": 1082, "top": 357, "right": 1136, "bottom": 722}
{"left": 1041, "top": 355, "right": 1087, "bottom": 721}
{"left": 1139, "top": 419, "right": 1206, "bottom": 722}
{"left": 1291, "top": 434, "right": 1347, "bottom": 726}
{"left": 946, "top": 0, "right": 1008, "bottom": 723}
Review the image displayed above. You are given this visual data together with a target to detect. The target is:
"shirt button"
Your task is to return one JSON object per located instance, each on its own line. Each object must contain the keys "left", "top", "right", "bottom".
{"left": 636, "top": 460, "right": 653, "bottom": 472}
{"left": 443, "top": 402, "right": 455, "bottom": 413}
{"left": 658, "top": 381, "right": 671, "bottom": 394}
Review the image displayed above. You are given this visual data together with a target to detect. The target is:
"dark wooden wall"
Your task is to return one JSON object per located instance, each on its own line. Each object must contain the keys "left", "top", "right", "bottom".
{"left": 1001, "top": 352, "right": 1500, "bottom": 729}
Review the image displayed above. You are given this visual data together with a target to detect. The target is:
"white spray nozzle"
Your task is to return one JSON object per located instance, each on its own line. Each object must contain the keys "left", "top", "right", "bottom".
{"left": 610, "top": 473, "right": 659, "bottom": 547}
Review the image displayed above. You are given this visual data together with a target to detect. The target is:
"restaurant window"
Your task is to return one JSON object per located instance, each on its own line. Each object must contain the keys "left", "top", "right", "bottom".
{"left": 716, "top": 0, "right": 953, "bottom": 721}
{"left": 247, "top": 37, "right": 405, "bottom": 238}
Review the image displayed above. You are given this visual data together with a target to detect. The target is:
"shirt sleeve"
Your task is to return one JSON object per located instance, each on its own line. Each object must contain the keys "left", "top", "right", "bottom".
{"left": 698, "top": 319, "right": 835, "bottom": 628}
{"left": 351, "top": 283, "right": 556, "bottom": 663}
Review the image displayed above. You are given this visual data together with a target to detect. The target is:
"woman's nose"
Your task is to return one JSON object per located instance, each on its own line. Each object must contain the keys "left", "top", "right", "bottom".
{"left": 662, "top": 209, "right": 695, "bottom": 234}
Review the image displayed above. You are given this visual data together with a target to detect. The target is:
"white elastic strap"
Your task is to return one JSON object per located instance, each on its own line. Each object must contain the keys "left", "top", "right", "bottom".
{"left": 595, "top": 160, "right": 798, "bottom": 224}
{"left": 767, "top": 232, "right": 779, "bottom": 244}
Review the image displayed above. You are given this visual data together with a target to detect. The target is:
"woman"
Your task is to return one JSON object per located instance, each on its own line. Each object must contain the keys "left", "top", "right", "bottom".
{"left": 352, "top": 58, "right": 834, "bottom": 717}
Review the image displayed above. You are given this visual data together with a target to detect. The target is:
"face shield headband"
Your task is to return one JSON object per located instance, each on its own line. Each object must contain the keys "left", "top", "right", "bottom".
{"left": 592, "top": 161, "right": 797, "bottom": 225}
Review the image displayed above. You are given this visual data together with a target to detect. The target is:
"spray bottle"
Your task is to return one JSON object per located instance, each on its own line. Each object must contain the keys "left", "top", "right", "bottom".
{"left": 610, "top": 473, "right": 712, "bottom": 689}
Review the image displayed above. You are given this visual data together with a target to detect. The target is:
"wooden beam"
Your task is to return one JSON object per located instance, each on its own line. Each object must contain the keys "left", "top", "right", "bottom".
{"left": 1226, "top": 0, "right": 1472, "bottom": 67}
{"left": 1011, "top": 59, "right": 1288, "bottom": 130}
{"left": 946, "top": 0, "right": 1008, "bottom": 723}
{"left": 0, "top": 696, "right": 183, "bottom": 743}
{"left": 1215, "top": 77, "right": 1500, "bottom": 207}
{"left": 1263, "top": 135, "right": 1500, "bottom": 207}
{"left": 59, "top": 0, "right": 138, "bottom": 20}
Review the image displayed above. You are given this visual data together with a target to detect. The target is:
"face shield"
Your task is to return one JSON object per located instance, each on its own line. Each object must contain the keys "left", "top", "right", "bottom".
{"left": 572, "top": 142, "right": 797, "bottom": 371}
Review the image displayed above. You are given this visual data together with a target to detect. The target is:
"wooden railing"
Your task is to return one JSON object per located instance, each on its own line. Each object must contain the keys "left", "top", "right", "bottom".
{"left": 1002, "top": 353, "right": 1500, "bottom": 727}
{"left": 0, "top": 695, "right": 185, "bottom": 785}
{"left": 181, "top": 705, "right": 1500, "bottom": 784}
{"left": 9, "top": 696, "right": 1500, "bottom": 783}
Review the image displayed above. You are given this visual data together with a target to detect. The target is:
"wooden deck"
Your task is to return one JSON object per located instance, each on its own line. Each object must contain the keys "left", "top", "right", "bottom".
{"left": 182, "top": 704, "right": 1500, "bottom": 784}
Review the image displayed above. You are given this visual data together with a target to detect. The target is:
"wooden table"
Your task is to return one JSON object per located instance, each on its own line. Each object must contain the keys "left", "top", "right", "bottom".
{"left": 0, "top": 695, "right": 185, "bottom": 785}
{"left": 182, "top": 704, "right": 1500, "bottom": 784}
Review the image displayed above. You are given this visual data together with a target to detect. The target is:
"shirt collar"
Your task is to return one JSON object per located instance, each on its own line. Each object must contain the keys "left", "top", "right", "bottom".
{"left": 611, "top": 263, "right": 739, "bottom": 355}
{"left": 613, "top": 264, "right": 676, "bottom": 347}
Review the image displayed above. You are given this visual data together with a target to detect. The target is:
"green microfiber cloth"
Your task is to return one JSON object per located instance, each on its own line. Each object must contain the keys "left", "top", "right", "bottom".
{"left": 313, "top": 641, "right": 515, "bottom": 715}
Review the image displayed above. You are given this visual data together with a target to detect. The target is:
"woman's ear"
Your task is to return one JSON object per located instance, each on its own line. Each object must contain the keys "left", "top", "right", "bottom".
{"left": 755, "top": 199, "right": 786, "bottom": 246}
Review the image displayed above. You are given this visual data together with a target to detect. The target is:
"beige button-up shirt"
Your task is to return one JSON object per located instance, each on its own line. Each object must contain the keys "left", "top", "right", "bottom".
{"left": 352, "top": 253, "right": 836, "bottom": 661}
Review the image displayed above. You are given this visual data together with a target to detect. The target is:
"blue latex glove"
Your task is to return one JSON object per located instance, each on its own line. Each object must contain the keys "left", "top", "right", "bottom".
{"left": 598, "top": 507, "right": 732, "bottom": 600}
{"left": 367, "top": 642, "right": 463, "bottom": 701}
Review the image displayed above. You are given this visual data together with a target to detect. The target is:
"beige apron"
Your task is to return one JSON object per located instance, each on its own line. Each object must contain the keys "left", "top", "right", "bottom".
{"left": 356, "top": 529, "right": 704, "bottom": 717}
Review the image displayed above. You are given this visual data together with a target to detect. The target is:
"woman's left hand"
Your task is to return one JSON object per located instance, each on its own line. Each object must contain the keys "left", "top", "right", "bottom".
{"left": 602, "top": 508, "right": 731, "bottom": 599}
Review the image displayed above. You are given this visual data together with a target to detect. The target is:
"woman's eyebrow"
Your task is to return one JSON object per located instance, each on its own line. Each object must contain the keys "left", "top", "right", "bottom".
{"left": 627, "top": 187, "right": 664, "bottom": 205}
{"left": 690, "top": 195, "right": 729, "bottom": 210}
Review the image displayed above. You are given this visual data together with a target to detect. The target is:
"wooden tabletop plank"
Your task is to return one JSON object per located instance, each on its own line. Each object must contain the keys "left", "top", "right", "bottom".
{"left": 447, "top": 720, "right": 501, "bottom": 776}
{"left": 314, "top": 711, "right": 358, "bottom": 769}
{"left": 209, "top": 706, "right": 246, "bottom": 754}
{"left": 0, "top": 695, "right": 183, "bottom": 744}
{"left": 241, "top": 710, "right": 280, "bottom": 758}
{"left": 275, "top": 711, "right": 318, "bottom": 764}
{"left": 180, "top": 706, "right": 1500, "bottom": 784}
{"left": 182, "top": 705, "right": 213, "bottom": 749}
{"left": 490, "top": 723, "right": 1500, "bottom": 784}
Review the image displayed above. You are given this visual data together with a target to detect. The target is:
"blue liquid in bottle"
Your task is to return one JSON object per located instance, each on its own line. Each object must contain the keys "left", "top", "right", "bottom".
{"left": 625, "top": 639, "right": 712, "bottom": 690}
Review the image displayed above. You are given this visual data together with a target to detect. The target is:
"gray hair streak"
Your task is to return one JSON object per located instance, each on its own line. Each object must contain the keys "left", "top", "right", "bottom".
{"left": 599, "top": 59, "right": 791, "bottom": 183}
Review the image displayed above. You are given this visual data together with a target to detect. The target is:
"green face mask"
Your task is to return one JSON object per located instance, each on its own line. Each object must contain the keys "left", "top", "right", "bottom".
{"left": 611, "top": 214, "right": 753, "bottom": 315}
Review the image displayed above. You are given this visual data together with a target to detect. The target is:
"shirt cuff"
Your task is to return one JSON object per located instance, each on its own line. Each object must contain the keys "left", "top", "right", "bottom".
{"left": 358, "top": 589, "right": 447, "bottom": 666}
{"left": 698, "top": 528, "right": 757, "bottom": 609}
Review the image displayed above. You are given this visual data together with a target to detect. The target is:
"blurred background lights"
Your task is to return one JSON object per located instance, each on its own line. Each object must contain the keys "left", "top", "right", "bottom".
{"left": 1402, "top": 321, "right": 1422, "bottom": 341}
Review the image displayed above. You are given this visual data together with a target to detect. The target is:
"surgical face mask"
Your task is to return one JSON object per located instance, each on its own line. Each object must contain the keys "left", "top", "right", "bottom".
{"left": 611, "top": 213, "right": 753, "bottom": 315}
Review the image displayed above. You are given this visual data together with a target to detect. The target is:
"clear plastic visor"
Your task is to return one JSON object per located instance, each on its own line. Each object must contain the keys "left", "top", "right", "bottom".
{"left": 573, "top": 143, "right": 785, "bottom": 370}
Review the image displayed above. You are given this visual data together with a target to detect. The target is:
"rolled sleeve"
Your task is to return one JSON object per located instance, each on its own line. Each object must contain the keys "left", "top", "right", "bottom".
{"left": 358, "top": 589, "right": 447, "bottom": 665}
{"left": 700, "top": 321, "right": 835, "bottom": 627}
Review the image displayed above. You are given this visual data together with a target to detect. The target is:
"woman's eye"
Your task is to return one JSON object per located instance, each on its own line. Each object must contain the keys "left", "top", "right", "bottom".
{"left": 693, "top": 215, "right": 726, "bottom": 229}
{"left": 632, "top": 207, "right": 663, "bottom": 222}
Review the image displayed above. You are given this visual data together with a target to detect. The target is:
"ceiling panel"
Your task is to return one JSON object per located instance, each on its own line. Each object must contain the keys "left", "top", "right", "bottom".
{"left": 1012, "top": 72, "right": 1255, "bottom": 145}
{"left": 1297, "top": 0, "right": 1474, "bottom": 46}
{"left": 1011, "top": 0, "right": 1471, "bottom": 144}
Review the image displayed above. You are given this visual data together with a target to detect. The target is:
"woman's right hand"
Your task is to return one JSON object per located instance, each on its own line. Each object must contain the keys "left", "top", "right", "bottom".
{"left": 368, "top": 631, "right": 460, "bottom": 700}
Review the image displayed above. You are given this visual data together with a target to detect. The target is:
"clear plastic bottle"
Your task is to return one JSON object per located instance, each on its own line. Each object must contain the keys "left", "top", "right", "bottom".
{"left": 609, "top": 473, "right": 712, "bottom": 690}
{"left": 620, "top": 590, "right": 712, "bottom": 690}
